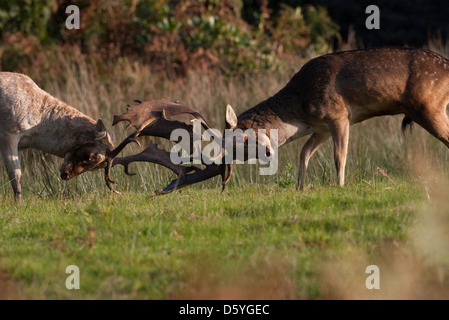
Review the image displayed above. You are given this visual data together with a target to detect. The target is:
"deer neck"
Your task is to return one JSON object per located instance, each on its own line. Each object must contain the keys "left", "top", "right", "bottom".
{"left": 236, "top": 94, "right": 307, "bottom": 147}
{"left": 21, "top": 95, "right": 97, "bottom": 157}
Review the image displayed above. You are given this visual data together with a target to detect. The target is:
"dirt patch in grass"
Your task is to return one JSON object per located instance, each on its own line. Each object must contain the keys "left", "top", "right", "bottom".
{"left": 0, "top": 271, "right": 23, "bottom": 300}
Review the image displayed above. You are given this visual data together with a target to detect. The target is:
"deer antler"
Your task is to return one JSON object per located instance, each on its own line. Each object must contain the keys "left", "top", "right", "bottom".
{"left": 112, "top": 142, "right": 198, "bottom": 178}
{"left": 155, "top": 163, "right": 232, "bottom": 195}
{"left": 112, "top": 143, "right": 232, "bottom": 195}
{"left": 108, "top": 98, "right": 233, "bottom": 194}
{"left": 112, "top": 98, "right": 210, "bottom": 135}
{"left": 104, "top": 132, "right": 140, "bottom": 193}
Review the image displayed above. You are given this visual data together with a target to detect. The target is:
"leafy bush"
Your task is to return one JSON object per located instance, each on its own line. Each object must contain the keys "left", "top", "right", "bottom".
{"left": 0, "top": 0, "right": 55, "bottom": 42}
{"left": 0, "top": 0, "right": 341, "bottom": 76}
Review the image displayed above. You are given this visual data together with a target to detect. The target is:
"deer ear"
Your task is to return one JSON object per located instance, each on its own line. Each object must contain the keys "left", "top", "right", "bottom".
{"left": 225, "top": 104, "right": 238, "bottom": 130}
{"left": 96, "top": 119, "right": 106, "bottom": 131}
{"left": 95, "top": 119, "right": 108, "bottom": 140}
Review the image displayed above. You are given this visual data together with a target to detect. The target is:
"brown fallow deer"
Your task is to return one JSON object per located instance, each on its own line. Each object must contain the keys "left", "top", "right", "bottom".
{"left": 0, "top": 72, "right": 139, "bottom": 200}
{"left": 112, "top": 47, "right": 449, "bottom": 193}
{"left": 223, "top": 47, "right": 449, "bottom": 190}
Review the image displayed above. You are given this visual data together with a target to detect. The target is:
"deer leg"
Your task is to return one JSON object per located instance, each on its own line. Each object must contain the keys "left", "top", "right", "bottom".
{"left": 329, "top": 120, "right": 350, "bottom": 187}
{"left": 297, "top": 132, "right": 330, "bottom": 190}
{"left": 0, "top": 135, "right": 23, "bottom": 201}
{"left": 408, "top": 108, "right": 449, "bottom": 148}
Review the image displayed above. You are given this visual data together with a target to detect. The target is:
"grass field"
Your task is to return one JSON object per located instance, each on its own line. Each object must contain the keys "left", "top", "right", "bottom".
{"left": 2, "top": 47, "right": 449, "bottom": 299}
{"left": 0, "top": 180, "right": 430, "bottom": 299}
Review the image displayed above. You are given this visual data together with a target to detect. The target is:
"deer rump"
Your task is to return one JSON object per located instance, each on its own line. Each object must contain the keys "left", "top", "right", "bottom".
{"left": 108, "top": 98, "right": 232, "bottom": 195}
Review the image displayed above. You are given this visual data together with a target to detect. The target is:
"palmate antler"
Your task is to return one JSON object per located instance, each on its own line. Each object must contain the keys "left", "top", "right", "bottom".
{"left": 106, "top": 98, "right": 232, "bottom": 194}
{"left": 112, "top": 98, "right": 210, "bottom": 134}
{"left": 112, "top": 142, "right": 196, "bottom": 178}
{"left": 156, "top": 162, "right": 233, "bottom": 195}
{"left": 112, "top": 143, "right": 232, "bottom": 194}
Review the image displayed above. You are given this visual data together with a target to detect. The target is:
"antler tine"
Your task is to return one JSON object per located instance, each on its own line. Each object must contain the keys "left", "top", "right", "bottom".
{"left": 108, "top": 132, "right": 141, "bottom": 159}
{"left": 104, "top": 162, "right": 120, "bottom": 194}
{"left": 221, "top": 163, "right": 233, "bottom": 192}
{"left": 104, "top": 132, "right": 141, "bottom": 193}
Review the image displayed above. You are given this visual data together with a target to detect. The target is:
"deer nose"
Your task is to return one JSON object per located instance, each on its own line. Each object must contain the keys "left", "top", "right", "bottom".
{"left": 266, "top": 146, "right": 272, "bottom": 158}
{"left": 60, "top": 172, "right": 68, "bottom": 180}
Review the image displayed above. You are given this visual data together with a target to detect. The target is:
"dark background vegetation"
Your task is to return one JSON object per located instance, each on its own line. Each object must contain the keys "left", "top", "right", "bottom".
{"left": 282, "top": 0, "right": 449, "bottom": 47}
{"left": 1, "top": 0, "right": 448, "bottom": 79}
{"left": 0, "top": 0, "right": 339, "bottom": 77}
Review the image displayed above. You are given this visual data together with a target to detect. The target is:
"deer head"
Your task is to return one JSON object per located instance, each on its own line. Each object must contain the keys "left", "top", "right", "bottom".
{"left": 60, "top": 119, "right": 115, "bottom": 180}
{"left": 59, "top": 118, "right": 140, "bottom": 194}
{"left": 224, "top": 104, "right": 274, "bottom": 161}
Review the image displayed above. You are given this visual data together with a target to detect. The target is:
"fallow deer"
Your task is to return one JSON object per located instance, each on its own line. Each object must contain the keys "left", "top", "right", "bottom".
{"left": 0, "top": 72, "right": 136, "bottom": 200}
{"left": 223, "top": 47, "right": 449, "bottom": 189}
{"left": 108, "top": 47, "right": 449, "bottom": 195}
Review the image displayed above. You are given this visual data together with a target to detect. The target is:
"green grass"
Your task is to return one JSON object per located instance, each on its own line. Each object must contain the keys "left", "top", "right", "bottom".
{"left": 0, "top": 180, "right": 422, "bottom": 299}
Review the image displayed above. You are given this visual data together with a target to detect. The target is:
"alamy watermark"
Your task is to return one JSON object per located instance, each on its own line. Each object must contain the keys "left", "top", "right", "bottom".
{"left": 66, "top": 4, "right": 380, "bottom": 32}
{"left": 65, "top": 5, "right": 80, "bottom": 30}
{"left": 65, "top": 265, "right": 80, "bottom": 290}
{"left": 170, "top": 121, "right": 279, "bottom": 175}
{"left": 366, "top": 5, "right": 380, "bottom": 30}
{"left": 365, "top": 265, "right": 380, "bottom": 290}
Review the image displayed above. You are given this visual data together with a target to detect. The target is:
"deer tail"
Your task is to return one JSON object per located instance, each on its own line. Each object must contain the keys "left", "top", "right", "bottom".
{"left": 401, "top": 116, "right": 413, "bottom": 136}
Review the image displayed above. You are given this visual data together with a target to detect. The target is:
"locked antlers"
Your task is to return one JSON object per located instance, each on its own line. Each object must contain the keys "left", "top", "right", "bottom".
{"left": 107, "top": 99, "right": 232, "bottom": 194}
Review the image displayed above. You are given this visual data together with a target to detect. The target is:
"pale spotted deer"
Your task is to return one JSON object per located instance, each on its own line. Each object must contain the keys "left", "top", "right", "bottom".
{"left": 0, "top": 72, "right": 136, "bottom": 200}
{"left": 221, "top": 47, "right": 449, "bottom": 189}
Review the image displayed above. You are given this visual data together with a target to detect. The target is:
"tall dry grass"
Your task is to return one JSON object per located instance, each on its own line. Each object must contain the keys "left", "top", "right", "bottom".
{"left": 1, "top": 42, "right": 449, "bottom": 200}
